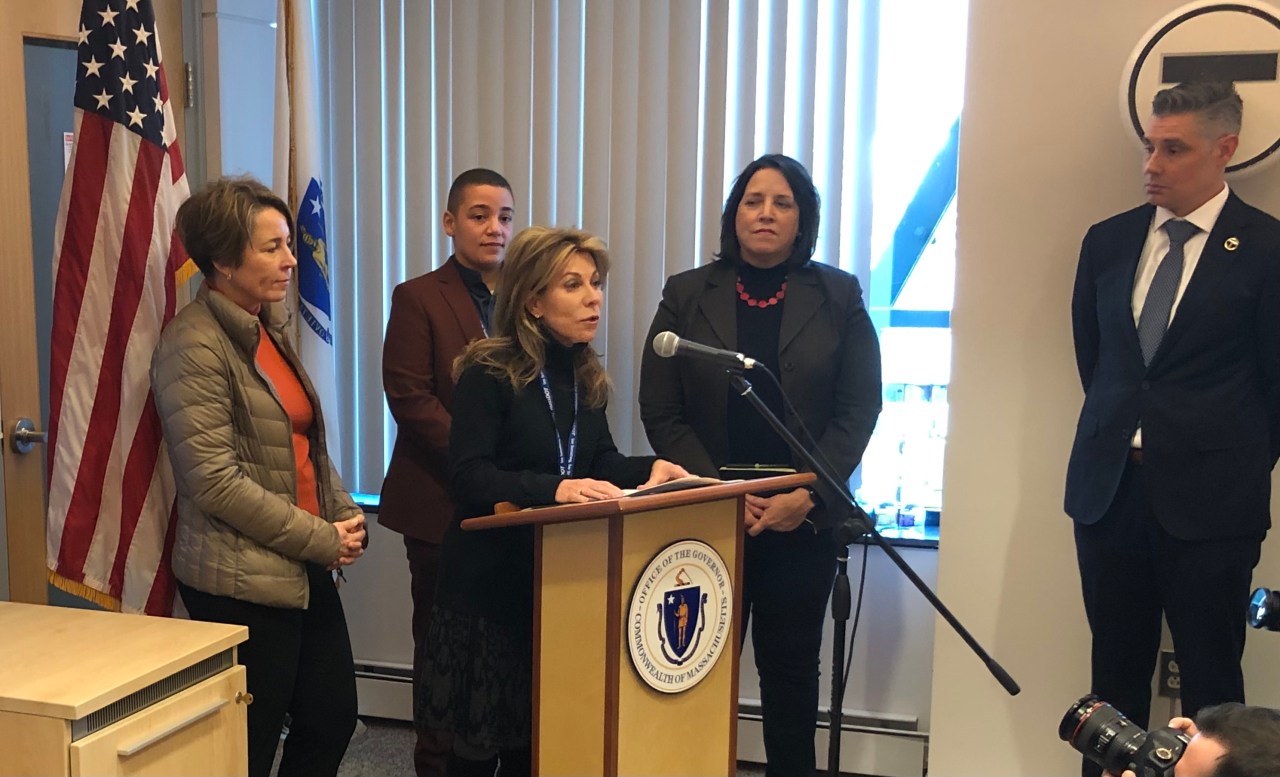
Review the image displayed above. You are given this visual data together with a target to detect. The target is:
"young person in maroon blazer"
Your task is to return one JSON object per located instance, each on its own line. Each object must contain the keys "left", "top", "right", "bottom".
{"left": 380, "top": 168, "right": 514, "bottom": 777}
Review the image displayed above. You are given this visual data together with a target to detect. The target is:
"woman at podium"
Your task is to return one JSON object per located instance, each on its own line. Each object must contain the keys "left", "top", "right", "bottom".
{"left": 638, "top": 154, "right": 883, "bottom": 777}
{"left": 416, "top": 226, "right": 688, "bottom": 777}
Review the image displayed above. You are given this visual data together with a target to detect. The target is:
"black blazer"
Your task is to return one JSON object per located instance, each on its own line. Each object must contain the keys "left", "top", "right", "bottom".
{"left": 1065, "top": 192, "right": 1280, "bottom": 540}
{"left": 638, "top": 260, "right": 882, "bottom": 531}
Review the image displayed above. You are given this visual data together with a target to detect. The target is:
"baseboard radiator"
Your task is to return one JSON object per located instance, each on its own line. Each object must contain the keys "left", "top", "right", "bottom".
{"left": 737, "top": 700, "right": 927, "bottom": 777}
{"left": 354, "top": 661, "right": 414, "bottom": 721}
{"left": 355, "top": 667, "right": 927, "bottom": 777}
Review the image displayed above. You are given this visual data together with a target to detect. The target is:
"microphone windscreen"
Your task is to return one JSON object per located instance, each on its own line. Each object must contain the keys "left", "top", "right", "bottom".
{"left": 653, "top": 330, "right": 680, "bottom": 358}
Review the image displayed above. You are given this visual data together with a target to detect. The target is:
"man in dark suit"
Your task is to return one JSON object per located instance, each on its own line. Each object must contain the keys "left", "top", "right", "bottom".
{"left": 380, "top": 168, "right": 514, "bottom": 777}
{"left": 1067, "top": 81, "right": 1280, "bottom": 777}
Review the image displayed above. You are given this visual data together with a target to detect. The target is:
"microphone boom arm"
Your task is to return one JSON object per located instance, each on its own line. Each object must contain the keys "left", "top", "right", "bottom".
{"left": 727, "top": 373, "right": 1020, "bottom": 707}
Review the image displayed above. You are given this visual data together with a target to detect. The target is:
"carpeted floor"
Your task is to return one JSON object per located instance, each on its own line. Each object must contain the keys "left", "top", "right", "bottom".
{"left": 337, "top": 718, "right": 416, "bottom": 777}
{"left": 270, "top": 718, "right": 416, "bottom": 777}
{"left": 330, "top": 717, "right": 771, "bottom": 776}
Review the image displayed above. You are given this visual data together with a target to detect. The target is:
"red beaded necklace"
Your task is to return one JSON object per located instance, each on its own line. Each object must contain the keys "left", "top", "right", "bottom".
{"left": 736, "top": 276, "right": 787, "bottom": 308}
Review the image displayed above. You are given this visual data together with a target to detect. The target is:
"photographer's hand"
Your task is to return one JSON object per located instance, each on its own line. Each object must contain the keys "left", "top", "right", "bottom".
{"left": 1107, "top": 719, "right": 1201, "bottom": 776}
{"left": 1169, "top": 717, "right": 1198, "bottom": 736}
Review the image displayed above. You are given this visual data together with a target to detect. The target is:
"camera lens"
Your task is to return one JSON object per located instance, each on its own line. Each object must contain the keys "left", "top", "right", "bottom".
{"left": 1060, "top": 695, "right": 1150, "bottom": 774}
{"left": 1249, "top": 587, "right": 1280, "bottom": 631}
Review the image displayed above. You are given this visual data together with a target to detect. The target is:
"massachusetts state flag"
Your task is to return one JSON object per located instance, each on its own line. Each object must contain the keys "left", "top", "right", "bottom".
{"left": 46, "top": 0, "right": 193, "bottom": 615}
{"left": 274, "top": 0, "right": 342, "bottom": 471}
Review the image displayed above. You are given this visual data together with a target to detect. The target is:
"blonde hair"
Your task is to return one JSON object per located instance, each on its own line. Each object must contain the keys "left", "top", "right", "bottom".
{"left": 454, "top": 226, "right": 612, "bottom": 407}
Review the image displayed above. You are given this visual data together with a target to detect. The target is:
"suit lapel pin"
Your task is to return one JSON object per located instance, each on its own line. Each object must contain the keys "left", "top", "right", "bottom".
{"left": 1224, "top": 236, "right": 1240, "bottom": 251}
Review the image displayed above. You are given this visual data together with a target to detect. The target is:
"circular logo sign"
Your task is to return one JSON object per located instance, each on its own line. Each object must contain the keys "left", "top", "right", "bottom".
{"left": 627, "top": 539, "right": 733, "bottom": 694}
{"left": 1121, "top": 1, "right": 1280, "bottom": 176}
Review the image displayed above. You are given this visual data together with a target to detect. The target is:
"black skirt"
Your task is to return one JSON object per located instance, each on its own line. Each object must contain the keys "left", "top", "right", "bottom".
{"left": 415, "top": 603, "right": 533, "bottom": 751}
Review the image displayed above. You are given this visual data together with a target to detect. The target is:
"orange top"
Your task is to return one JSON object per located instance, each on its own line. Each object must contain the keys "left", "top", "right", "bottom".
{"left": 255, "top": 324, "right": 321, "bottom": 516}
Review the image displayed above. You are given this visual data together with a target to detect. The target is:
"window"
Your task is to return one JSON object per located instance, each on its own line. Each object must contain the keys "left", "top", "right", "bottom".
{"left": 320, "top": 0, "right": 968, "bottom": 542}
{"left": 855, "top": 0, "right": 966, "bottom": 541}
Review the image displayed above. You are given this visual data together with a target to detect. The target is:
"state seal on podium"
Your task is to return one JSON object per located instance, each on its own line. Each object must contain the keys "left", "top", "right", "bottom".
{"left": 627, "top": 539, "right": 733, "bottom": 693}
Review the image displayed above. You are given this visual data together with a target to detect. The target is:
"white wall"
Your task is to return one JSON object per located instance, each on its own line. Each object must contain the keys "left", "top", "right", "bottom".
{"left": 931, "top": 1, "right": 1280, "bottom": 774}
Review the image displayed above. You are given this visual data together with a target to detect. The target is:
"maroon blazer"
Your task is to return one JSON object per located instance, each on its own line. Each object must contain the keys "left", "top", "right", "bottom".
{"left": 380, "top": 257, "right": 486, "bottom": 543}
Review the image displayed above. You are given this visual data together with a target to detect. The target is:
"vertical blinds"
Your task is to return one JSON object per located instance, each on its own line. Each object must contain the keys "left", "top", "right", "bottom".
{"left": 318, "top": 0, "right": 878, "bottom": 493}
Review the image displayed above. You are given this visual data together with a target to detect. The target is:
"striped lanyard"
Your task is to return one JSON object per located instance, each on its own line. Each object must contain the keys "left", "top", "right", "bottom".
{"left": 538, "top": 370, "right": 578, "bottom": 476}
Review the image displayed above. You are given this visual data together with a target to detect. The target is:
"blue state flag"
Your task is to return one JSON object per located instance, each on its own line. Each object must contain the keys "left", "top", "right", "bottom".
{"left": 295, "top": 176, "right": 332, "bottom": 342}
{"left": 274, "top": 0, "right": 341, "bottom": 470}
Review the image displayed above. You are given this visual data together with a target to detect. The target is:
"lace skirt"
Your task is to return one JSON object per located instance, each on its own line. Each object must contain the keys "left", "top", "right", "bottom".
{"left": 414, "top": 605, "right": 533, "bottom": 751}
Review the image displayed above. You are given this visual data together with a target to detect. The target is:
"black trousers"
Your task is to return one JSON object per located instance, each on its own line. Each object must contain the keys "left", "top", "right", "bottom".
{"left": 742, "top": 527, "right": 838, "bottom": 777}
{"left": 1073, "top": 459, "right": 1261, "bottom": 777}
{"left": 178, "top": 564, "right": 358, "bottom": 777}
{"left": 404, "top": 536, "right": 451, "bottom": 777}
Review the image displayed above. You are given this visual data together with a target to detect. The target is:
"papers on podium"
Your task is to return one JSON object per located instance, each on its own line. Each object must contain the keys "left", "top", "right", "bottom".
{"left": 621, "top": 475, "right": 728, "bottom": 498}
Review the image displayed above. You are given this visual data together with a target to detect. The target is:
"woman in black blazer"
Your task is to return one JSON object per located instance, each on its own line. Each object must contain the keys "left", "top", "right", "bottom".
{"left": 639, "top": 154, "right": 882, "bottom": 777}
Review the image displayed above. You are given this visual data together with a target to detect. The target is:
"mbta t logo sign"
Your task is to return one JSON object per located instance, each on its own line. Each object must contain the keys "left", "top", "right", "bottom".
{"left": 1122, "top": 0, "right": 1280, "bottom": 176}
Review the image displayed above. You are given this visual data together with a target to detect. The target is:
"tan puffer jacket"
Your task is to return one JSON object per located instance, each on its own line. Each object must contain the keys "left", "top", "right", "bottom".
{"left": 151, "top": 284, "right": 361, "bottom": 609}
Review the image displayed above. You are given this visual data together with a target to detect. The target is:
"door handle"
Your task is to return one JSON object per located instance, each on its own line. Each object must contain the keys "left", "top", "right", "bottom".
{"left": 9, "top": 418, "right": 47, "bottom": 455}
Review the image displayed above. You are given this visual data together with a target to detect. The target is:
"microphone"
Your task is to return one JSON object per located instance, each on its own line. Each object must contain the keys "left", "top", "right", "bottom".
{"left": 652, "top": 331, "right": 757, "bottom": 370}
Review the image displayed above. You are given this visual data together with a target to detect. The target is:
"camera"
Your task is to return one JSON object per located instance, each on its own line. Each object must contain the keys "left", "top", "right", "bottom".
{"left": 1060, "top": 695, "right": 1191, "bottom": 777}
{"left": 1248, "top": 587, "right": 1280, "bottom": 631}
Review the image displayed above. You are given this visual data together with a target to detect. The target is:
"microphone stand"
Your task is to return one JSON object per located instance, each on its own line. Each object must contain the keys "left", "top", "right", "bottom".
{"left": 728, "top": 374, "right": 1019, "bottom": 777}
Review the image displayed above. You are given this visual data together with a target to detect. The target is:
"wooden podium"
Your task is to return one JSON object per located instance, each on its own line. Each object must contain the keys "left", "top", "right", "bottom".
{"left": 462, "top": 473, "right": 813, "bottom": 777}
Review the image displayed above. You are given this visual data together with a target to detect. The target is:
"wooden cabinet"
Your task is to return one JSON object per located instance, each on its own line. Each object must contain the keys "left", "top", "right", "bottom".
{"left": 0, "top": 602, "right": 248, "bottom": 776}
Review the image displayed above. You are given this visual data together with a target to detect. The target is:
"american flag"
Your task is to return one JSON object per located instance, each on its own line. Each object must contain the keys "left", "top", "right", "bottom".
{"left": 46, "top": 0, "right": 191, "bottom": 615}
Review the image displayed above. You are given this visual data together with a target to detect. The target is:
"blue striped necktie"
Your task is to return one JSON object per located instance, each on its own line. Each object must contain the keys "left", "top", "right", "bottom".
{"left": 1137, "top": 219, "right": 1198, "bottom": 365}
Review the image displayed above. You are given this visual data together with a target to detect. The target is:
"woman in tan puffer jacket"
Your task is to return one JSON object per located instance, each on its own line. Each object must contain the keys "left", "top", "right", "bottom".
{"left": 151, "top": 176, "right": 365, "bottom": 777}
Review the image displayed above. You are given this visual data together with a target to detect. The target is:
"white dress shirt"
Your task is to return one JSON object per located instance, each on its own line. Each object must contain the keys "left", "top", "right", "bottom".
{"left": 1131, "top": 183, "right": 1230, "bottom": 448}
